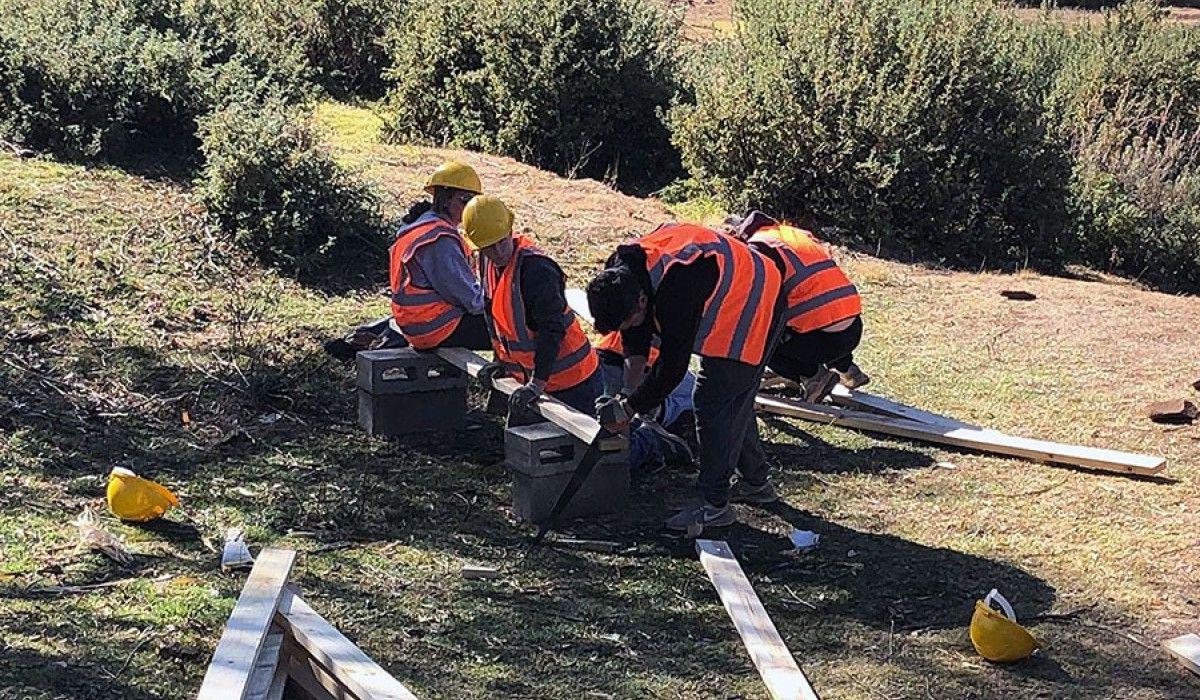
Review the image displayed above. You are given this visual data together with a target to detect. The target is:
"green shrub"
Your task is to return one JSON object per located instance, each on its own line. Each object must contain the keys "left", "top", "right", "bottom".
{"left": 0, "top": 0, "right": 206, "bottom": 161}
{"left": 197, "top": 101, "right": 386, "bottom": 279}
{"left": 669, "top": 0, "right": 1073, "bottom": 268}
{"left": 384, "top": 0, "right": 682, "bottom": 185}
{"left": 1051, "top": 2, "right": 1200, "bottom": 291}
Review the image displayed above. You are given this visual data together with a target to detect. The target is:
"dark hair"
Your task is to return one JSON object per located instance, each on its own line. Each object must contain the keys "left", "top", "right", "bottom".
{"left": 587, "top": 266, "right": 642, "bottom": 334}
{"left": 402, "top": 200, "right": 433, "bottom": 224}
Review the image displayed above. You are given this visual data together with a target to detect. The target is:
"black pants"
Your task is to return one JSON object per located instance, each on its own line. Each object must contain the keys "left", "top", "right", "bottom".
{"left": 693, "top": 301, "right": 788, "bottom": 508}
{"left": 439, "top": 313, "right": 492, "bottom": 351}
{"left": 767, "top": 316, "right": 862, "bottom": 382}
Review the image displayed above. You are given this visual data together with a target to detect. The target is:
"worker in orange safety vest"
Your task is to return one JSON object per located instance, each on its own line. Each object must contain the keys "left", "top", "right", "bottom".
{"left": 586, "top": 223, "right": 786, "bottom": 533}
{"left": 728, "top": 210, "right": 870, "bottom": 404}
{"left": 462, "top": 196, "right": 602, "bottom": 414}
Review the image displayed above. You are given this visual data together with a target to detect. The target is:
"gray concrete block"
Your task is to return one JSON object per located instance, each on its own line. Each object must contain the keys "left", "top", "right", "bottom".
{"left": 356, "top": 348, "right": 467, "bottom": 395}
{"left": 506, "top": 422, "right": 629, "bottom": 524}
{"left": 358, "top": 386, "right": 467, "bottom": 436}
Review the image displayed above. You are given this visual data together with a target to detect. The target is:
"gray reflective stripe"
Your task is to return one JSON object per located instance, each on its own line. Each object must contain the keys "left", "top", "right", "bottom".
{"left": 782, "top": 258, "right": 837, "bottom": 295}
{"left": 391, "top": 290, "right": 442, "bottom": 306}
{"left": 551, "top": 341, "right": 593, "bottom": 374}
{"left": 648, "top": 241, "right": 725, "bottom": 287}
{"left": 783, "top": 284, "right": 860, "bottom": 320}
{"left": 399, "top": 306, "right": 463, "bottom": 336}
{"left": 727, "top": 248, "right": 769, "bottom": 360}
{"left": 692, "top": 237, "right": 735, "bottom": 353}
{"left": 506, "top": 248, "right": 538, "bottom": 348}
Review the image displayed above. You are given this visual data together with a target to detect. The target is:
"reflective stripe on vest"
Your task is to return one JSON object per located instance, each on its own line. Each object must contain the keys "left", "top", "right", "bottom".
{"left": 388, "top": 217, "right": 469, "bottom": 349}
{"left": 482, "top": 234, "right": 599, "bottom": 392}
{"left": 749, "top": 225, "right": 862, "bottom": 334}
{"left": 639, "top": 223, "right": 781, "bottom": 366}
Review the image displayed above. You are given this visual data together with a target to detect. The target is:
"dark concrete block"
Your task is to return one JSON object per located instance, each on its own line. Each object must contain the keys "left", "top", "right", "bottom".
{"left": 356, "top": 348, "right": 467, "bottom": 395}
{"left": 505, "top": 422, "right": 629, "bottom": 525}
{"left": 358, "top": 386, "right": 467, "bottom": 436}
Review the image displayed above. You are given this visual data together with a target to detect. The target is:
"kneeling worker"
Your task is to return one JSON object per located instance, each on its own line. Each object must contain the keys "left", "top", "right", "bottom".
{"left": 586, "top": 223, "right": 785, "bottom": 532}
{"left": 389, "top": 161, "right": 491, "bottom": 350}
{"left": 730, "top": 211, "right": 869, "bottom": 403}
{"left": 462, "top": 196, "right": 602, "bottom": 415}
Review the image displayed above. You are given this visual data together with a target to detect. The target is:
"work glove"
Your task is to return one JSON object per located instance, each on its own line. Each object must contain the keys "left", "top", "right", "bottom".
{"left": 476, "top": 360, "right": 506, "bottom": 389}
{"left": 596, "top": 394, "right": 633, "bottom": 432}
{"left": 510, "top": 381, "right": 543, "bottom": 409}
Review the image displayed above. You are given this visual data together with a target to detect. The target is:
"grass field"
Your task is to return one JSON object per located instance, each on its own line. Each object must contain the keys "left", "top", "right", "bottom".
{"left": 1, "top": 102, "right": 1198, "bottom": 699}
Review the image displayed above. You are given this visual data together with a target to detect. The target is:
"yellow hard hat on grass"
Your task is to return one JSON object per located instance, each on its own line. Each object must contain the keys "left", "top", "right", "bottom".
{"left": 462, "top": 195, "right": 514, "bottom": 249}
{"left": 106, "top": 467, "right": 179, "bottom": 522}
{"left": 970, "top": 589, "right": 1041, "bottom": 662}
{"left": 425, "top": 161, "right": 482, "bottom": 195}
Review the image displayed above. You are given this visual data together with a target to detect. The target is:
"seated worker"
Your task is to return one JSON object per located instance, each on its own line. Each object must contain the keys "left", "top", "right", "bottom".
{"left": 462, "top": 196, "right": 602, "bottom": 415}
{"left": 587, "top": 223, "right": 786, "bottom": 532}
{"left": 596, "top": 333, "right": 696, "bottom": 477}
{"left": 388, "top": 161, "right": 492, "bottom": 350}
{"left": 728, "top": 210, "right": 869, "bottom": 403}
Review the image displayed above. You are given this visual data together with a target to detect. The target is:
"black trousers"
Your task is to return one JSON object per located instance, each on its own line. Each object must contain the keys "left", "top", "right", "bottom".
{"left": 693, "top": 300, "right": 789, "bottom": 507}
{"left": 438, "top": 313, "right": 492, "bottom": 351}
{"left": 767, "top": 316, "right": 862, "bottom": 382}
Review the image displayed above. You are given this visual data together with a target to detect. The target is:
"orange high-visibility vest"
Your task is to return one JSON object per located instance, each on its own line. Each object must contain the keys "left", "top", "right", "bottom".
{"left": 595, "top": 332, "right": 661, "bottom": 365}
{"left": 749, "top": 224, "right": 861, "bottom": 334}
{"left": 482, "top": 234, "right": 598, "bottom": 392}
{"left": 389, "top": 215, "right": 472, "bottom": 349}
{"left": 638, "top": 223, "right": 781, "bottom": 366}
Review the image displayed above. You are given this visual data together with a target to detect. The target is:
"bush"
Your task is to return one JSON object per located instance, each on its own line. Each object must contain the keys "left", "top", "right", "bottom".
{"left": 0, "top": 0, "right": 206, "bottom": 161}
{"left": 669, "top": 0, "right": 1074, "bottom": 268}
{"left": 197, "top": 101, "right": 386, "bottom": 279}
{"left": 1050, "top": 2, "right": 1200, "bottom": 291}
{"left": 384, "top": 0, "right": 682, "bottom": 186}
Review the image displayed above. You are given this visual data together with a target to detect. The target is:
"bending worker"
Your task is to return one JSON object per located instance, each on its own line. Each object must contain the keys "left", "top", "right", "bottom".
{"left": 728, "top": 210, "right": 869, "bottom": 403}
{"left": 388, "top": 161, "right": 492, "bottom": 350}
{"left": 586, "top": 223, "right": 785, "bottom": 532}
{"left": 462, "top": 196, "right": 602, "bottom": 414}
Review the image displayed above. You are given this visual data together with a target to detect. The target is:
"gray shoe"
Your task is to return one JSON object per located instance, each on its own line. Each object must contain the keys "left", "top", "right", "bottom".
{"left": 838, "top": 363, "right": 871, "bottom": 389}
{"left": 664, "top": 503, "right": 735, "bottom": 532}
{"left": 729, "top": 479, "right": 779, "bottom": 504}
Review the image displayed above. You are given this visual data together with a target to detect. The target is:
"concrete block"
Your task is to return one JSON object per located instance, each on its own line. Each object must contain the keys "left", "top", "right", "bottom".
{"left": 356, "top": 348, "right": 467, "bottom": 395}
{"left": 506, "top": 422, "right": 629, "bottom": 524}
{"left": 358, "top": 387, "right": 467, "bottom": 436}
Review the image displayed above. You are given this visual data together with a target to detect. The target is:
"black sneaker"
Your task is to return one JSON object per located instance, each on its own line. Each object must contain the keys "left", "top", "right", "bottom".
{"left": 729, "top": 479, "right": 779, "bottom": 504}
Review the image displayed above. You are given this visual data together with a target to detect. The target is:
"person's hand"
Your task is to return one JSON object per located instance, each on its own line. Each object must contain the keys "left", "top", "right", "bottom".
{"left": 510, "top": 380, "right": 544, "bottom": 409}
{"left": 476, "top": 361, "right": 506, "bottom": 389}
{"left": 596, "top": 395, "right": 632, "bottom": 432}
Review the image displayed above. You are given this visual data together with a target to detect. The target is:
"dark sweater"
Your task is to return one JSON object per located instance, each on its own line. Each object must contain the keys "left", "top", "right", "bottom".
{"left": 517, "top": 255, "right": 568, "bottom": 382}
{"left": 610, "top": 244, "right": 719, "bottom": 414}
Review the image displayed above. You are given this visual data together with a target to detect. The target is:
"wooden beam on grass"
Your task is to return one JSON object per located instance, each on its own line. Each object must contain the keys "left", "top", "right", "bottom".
{"left": 695, "top": 540, "right": 820, "bottom": 700}
{"left": 1164, "top": 633, "right": 1200, "bottom": 677}
{"left": 197, "top": 548, "right": 297, "bottom": 700}
{"left": 435, "top": 347, "right": 623, "bottom": 450}
{"left": 276, "top": 594, "right": 419, "bottom": 700}
{"left": 755, "top": 394, "right": 1165, "bottom": 476}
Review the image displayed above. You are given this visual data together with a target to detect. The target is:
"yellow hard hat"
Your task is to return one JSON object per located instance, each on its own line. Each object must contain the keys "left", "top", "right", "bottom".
{"left": 462, "top": 195, "right": 514, "bottom": 249}
{"left": 425, "top": 160, "right": 482, "bottom": 195}
{"left": 106, "top": 467, "right": 179, "bottom": 522}
{"left": 969, "top": 590, "right": 1041, "bottom": 662}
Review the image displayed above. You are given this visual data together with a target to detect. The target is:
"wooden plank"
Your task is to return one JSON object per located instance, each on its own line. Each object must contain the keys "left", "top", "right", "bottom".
{"left": 695, "top": 540, "right": 820, "bottom": 700}
{"left": 828, "top": 385, "right": 984, "bottom": 431}
{"left": 197, "top": 548, "right": 297, "bottom": 700}
{"left": 284, "top": 643, "right": 347, "bottom": 700}
{"left": 755, "top": 394, "right": 1165, "bottom": 476}
{"left": 461, "top": 565, "right": 500, "bottom": 580}
{"left": 436, "top": 347, "right": 615, "bottom": 447}
{"left": 276, "top": 594, "right": 420, "bottom": 700}
{"left": 245, "top": 628, "right": 285, "bottom": 700}
{"left": 1164, "top": 633, "right": 1200, "bottom": 676}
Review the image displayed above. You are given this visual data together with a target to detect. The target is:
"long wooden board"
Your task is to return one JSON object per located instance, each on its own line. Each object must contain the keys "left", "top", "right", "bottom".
{"left": 695, "top": 540, "right": 820, "bottom": 700}
{"left": 244, "top": 628, "right": 286, "bottom": 700}
{"left": 276, "top": 594, "right": 419, "bottom": 700}
{"left": 197, "top": 548, "right": 297, "bottom": 700}
{"left": 436, "top": 347, "right": 620, "bottom": 448}
{"left": 755, "top": 394, "right": 1165, "bottom": 476}
{"left": 1164, "top": 633, "right": 1200, "bottom": 676}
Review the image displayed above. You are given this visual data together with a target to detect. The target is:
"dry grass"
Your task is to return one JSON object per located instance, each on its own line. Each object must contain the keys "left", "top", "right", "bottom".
{"left": 0, "top": 102, "right": 1198, "bottom": 699}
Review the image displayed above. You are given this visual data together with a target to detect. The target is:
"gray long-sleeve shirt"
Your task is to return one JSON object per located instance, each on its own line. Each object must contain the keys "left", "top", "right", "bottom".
{"left": 405, "top": 212, "right": 485, "bottom": 314}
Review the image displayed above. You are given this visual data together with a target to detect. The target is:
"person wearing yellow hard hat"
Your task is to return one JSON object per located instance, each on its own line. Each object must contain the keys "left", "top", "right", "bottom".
{"left": 463, "top": 195, "right": 602, "bottom": 414}
{"left": 326, "top": 161, "right": 492, "bottom": 361}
